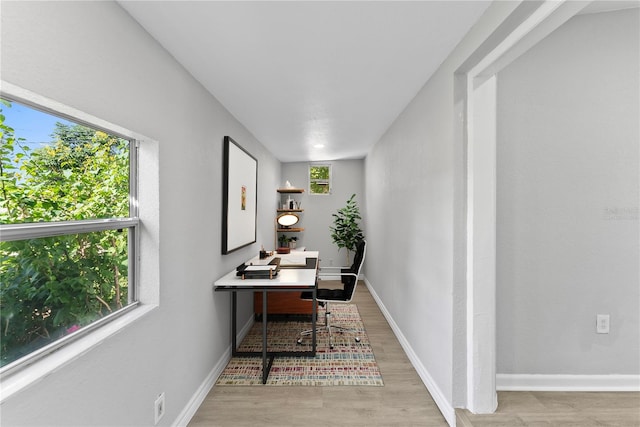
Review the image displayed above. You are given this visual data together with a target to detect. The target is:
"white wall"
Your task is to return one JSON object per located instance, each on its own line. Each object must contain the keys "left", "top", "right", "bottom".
{"left": 281, "top": 160, "right": 365, "bottom": 266}
{"left": 496, "top": 8, "right": 639, "bottom": 375}
{"left": 363, "top": 1, "right": 520, "bottom": 419}
{"left": 1, "top": 2, "right": 280, "bottom": 425}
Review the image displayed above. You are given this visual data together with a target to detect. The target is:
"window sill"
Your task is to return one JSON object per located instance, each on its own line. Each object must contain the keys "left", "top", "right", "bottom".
{"left": 0, "top": 304, "right": 157, "bottom": 402}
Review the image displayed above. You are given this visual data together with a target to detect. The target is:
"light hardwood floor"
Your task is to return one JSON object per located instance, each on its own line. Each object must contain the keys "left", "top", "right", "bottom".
{"left": 457, "top": 391, "right": 640, "bottom": 426}
{"left": 189, "top": 283, "right": 640, "bottom": 426}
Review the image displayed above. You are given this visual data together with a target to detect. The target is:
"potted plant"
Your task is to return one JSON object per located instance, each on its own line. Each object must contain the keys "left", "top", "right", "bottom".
{"left": 277, "top": 234, "right": 290, "bottom": 253}
{"left": 288, "top": 236, "right": 298, "bottom": 249}
{"left": 330, "top": 194, "right": 364, "bottom": 263}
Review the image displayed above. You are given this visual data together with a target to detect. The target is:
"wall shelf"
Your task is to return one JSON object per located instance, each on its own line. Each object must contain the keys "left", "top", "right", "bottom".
{"left": 276, "top": 187, "right": 304, "bottom": 249}
{"left": 277, "top": 188, "right": 305, "bottom": 193}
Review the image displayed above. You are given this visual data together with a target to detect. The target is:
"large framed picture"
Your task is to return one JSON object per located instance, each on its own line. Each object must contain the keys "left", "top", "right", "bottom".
{"left": 222, "top": 136, "right": 257, "bottom": 254}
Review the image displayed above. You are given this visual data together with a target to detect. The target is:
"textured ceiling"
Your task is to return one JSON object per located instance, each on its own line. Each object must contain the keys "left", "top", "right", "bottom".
{"left": 119, "top": 1, "right": 492, "bottom": 162}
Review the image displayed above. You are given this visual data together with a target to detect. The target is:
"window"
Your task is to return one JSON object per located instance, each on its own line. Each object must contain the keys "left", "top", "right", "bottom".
{"left": 0, "top": 97, "right": 139, "bottom": 371}
{"left": 309, "top": 164, "right": 331, "bottom": 195}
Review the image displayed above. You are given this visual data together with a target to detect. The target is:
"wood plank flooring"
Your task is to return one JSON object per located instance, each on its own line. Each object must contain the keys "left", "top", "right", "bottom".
{"left": 189, "top": 283, "right": 640, "bottom": 426}
{"left": 457, "top": 391, "right": 640, "bottom": 426}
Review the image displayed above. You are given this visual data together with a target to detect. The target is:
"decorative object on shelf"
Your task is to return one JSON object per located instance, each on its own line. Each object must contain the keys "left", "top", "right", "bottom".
{"left": 275, "top": 187, "right": 305, "bottom": 249}
{"left": 276, "top": 221, "right": 298, "bottom": 254}
{"left": 288, "top": 236, "right": 298, "bottom": 249}
{"left": 276, "top": 241, "right": 291, "bottom": 254}
{"left": 330, "top": 193, "right": 364, "bottom": 263}
{"left": 222, "top": 136, "right": 257, "bottom": 255}
{"left": 278, "top": 233, "right": 289, "bottom": 247}
{"left": 277, "top": 212, "right": 299, "bottom": 227}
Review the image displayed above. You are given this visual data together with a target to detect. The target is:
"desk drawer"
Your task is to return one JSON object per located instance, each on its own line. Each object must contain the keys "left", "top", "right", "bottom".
{"left": 254, "top": 291, "right": 313, "bottom": 315}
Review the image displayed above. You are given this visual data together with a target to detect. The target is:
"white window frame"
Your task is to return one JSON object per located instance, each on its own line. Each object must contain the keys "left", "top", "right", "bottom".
{"left": 309, "top": 163, "right": 332, "bottom": 195}
{"left": 0, "top": 82, "right": 159, "bottom": 399}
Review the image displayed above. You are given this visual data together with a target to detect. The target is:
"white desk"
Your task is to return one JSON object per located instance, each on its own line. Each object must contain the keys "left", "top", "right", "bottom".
{"left": 244, "top": 250, "right": 318, "bottom": 268}
{"left": 214, "top": 252, "right": 319, "bottom": 384}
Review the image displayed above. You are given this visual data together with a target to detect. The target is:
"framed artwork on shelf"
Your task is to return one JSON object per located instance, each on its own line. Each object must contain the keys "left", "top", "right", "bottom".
{"left": 222, "top": 136, "right": 257, "bottom": 254}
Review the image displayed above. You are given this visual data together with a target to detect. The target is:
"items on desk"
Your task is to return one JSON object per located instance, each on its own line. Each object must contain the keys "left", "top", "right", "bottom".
{"left": 236, "top": 257, "right": 281, "bottom": 279}
{"left": 236, "top": 264, "right": 278, "bottom": 279}
{"left": 259, "top": 245, "right": 268, "bottom": 259}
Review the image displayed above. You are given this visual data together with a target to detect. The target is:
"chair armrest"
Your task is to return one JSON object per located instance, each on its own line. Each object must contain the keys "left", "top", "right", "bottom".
{"left": 318, "top": 265, "right": 354, "bottom": 278}
{"left": 318, "top": 271, "right": 358, "bottom": 279}
{"left": 318, "top": 265, "right": 350, "bottom": 271}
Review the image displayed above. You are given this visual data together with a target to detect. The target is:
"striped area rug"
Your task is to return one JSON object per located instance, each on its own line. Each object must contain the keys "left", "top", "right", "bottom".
{"left": 216, "top": 304, "right": 384, "bottom": 386}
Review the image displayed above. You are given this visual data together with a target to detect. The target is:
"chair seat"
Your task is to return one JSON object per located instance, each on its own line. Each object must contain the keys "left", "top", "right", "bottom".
{"left": 301, "top": 288, "right": 350, "bottom": 301}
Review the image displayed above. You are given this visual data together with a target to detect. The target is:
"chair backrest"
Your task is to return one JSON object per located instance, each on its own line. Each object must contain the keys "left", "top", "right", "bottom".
{"left": 343, "top": 239, "right": 366, "bottom": 300}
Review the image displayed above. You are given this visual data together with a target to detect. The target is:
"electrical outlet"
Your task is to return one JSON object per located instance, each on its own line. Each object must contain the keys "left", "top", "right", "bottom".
{"left": 154, "top": 392, "right": 165, "bottom": 425}
{"left": 596, "top": 314, "right": 610, "bottom": 334}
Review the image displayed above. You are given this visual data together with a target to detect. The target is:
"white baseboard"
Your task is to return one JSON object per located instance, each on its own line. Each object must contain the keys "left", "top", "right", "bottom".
{"left": 497, "top": 374, "right": 640, "bottom": 391}
{"left": 172, "top": 348, "right": 229, "bottom": 427}
{"left": 364, "top": 278, "right": 456, "bottom": 427}
{"left": 172, "top": 315, "right": 254, "bottom": 427}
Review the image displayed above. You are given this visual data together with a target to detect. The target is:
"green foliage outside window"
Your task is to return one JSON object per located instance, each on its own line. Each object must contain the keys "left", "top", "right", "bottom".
{"left": 0, "top": 100, "right": 131, "bottom": 367}
{"left": 309, "top": 164, "right": 331, "bottom": 194}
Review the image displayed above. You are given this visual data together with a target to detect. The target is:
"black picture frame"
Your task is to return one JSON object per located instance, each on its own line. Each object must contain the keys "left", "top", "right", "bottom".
{"left": 222, "top": 136, "right": 257, "bottom": 254}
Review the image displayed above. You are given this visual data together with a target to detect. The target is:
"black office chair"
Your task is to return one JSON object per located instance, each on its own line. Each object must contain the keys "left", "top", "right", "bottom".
{"left": 297, "top": 239, "right": 367, "bottom": 349}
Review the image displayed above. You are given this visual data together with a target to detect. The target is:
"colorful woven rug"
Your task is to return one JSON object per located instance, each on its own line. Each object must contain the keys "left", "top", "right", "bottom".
{"left": 216, "top": 304, "right": 384, "bottom": 386}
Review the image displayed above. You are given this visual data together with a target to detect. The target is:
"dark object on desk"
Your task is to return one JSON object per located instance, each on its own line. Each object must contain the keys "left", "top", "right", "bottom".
{"left": 236, "top": 258, "right": 281, "bottom": 279}
{"left": 298, "top": 239, "right": 366, "bottom": 349}
{"left": 236, "top": 266, "right": 278, "bottom": 279}
{"left": 267, "top": 257, "right": 281, "bottom": 266}
{"left": 279, "top": 257, "right": 317, "bottom": 269}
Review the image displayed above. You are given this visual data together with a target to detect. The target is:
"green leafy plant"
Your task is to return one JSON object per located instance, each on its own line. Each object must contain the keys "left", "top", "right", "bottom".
{"left": 278, "top": 234, "right": 289, "bottom": 247}
{"left": 330, "top": 194, "right": 364, "bottom": 263}
{"left": 0, "top": 101, "right": 130, "bottom": 367}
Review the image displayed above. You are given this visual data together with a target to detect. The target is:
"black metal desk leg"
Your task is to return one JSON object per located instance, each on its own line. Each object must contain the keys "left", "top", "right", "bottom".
{"left": 262, "top": 290, "right": 268, "bottom": 384}
{"left": 232, "top": 291, "right": 237, "bottom": 356}
{"left": 312, "top": 287, "right": 317, "bottom": 354}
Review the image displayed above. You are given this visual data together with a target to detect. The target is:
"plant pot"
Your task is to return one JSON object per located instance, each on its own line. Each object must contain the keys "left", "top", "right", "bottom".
{"left": 288, "top": 241, "right": 297, "bottom": 249}
{"left": 276, "top": 247, "right": 290, "bottom": 254}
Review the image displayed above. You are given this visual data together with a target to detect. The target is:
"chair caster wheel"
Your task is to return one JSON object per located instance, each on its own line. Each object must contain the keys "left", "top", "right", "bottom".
{"left": 355, "top": 337, "right": 361, "bottom": 343}
{"left": 297, "top": 339, "right": 303, "bottom": 345}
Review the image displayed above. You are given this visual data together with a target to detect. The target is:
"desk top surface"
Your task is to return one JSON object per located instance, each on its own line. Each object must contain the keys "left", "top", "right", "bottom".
{"left": 214, "top": 251, "right": 318, "bottom": 289}
{"left": 248, "top": 250, "right": 318, "bottom": 267}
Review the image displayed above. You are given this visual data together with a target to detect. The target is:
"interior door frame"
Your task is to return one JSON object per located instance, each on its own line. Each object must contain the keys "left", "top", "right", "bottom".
{"left": 459, "top": 0, "right": 593, "bottom": 413}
